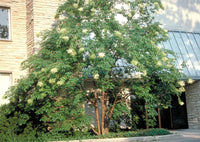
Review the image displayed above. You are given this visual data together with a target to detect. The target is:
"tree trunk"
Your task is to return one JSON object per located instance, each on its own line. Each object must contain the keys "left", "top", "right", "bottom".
{"left": 145, "top": 103, "right": 149, "bottom": 129}
{"left": 158, "top": 107, "right": 162, "bottom": 128}
{"left": 101, "top": 91, "right": 105, "bottom": 134}
{"left": 94, "top": 89, "right": 101, "bottom": 135}
{"left": 101, "top": 91, "right": 109, "bottom": 135}
{"left": 103, "top": 124, "right": 109, "bottom": 134}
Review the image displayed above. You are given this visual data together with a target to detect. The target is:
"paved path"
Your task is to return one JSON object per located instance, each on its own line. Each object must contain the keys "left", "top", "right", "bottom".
{"left": 158, "top": 129, "right": 200, "bottom": 142}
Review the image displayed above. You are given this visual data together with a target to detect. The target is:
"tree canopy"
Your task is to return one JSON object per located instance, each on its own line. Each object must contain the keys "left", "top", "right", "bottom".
{"left": 0, "top": 0, "right": 192, "bottom": 137}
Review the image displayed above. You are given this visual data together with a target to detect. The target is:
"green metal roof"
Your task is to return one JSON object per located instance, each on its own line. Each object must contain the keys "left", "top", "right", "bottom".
{"left": 162, "top": 31, "right": 200, "bottom": 79}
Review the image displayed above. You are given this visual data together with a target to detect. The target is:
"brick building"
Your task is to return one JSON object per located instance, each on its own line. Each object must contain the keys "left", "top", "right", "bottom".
{"left": 0, "top": 0, "right": 59, "bottom": 105}
{"left": 0, "top": 0, "right": 199, "bottom": 129}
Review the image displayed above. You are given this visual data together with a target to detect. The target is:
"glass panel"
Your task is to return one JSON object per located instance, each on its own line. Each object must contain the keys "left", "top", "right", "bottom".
{"left": 0, "top": 7, "right": 10, "bottom": 39}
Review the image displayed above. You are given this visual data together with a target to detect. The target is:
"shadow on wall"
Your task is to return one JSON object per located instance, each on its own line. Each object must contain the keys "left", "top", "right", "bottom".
{"left": 156, "top": 0, "right": 200, "bottom": 32}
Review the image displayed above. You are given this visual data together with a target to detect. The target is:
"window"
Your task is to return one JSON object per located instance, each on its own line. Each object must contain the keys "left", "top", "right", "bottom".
{"left": 0, "top": 73, "right": 12, "bottom": 105}
{"left": 0, "top": 7, "right": 10, "bottom": 40}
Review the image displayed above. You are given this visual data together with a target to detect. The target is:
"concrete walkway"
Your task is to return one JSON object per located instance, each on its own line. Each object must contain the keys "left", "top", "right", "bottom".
{"left": 54, "top": 129, "right": 200, "bottom": 142}
{"left": 158, "top": 129, "right": 200, "bottom": 142}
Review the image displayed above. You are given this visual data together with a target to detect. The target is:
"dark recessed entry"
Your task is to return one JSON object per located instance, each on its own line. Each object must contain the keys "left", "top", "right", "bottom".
{"left": 160, "top": 93, "right": 188, "bottom": 129}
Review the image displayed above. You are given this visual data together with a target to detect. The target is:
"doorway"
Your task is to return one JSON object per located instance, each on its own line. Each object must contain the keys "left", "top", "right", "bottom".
{"left": 160, "top": 93, "right": 188, "bottom": 129}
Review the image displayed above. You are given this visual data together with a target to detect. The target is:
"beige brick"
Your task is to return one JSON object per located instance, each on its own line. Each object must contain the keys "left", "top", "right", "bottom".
{"left": 0, "top": 0, "right": 59, "bottom": 84}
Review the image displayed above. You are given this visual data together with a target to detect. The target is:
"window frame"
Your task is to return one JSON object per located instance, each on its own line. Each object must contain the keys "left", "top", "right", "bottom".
{"left": 0, "top": 6, "right": 11, "bottom": 41}
{"left": 0, "top": 71, "right": 12, "bottom": 105}
{"left": 0, "top": 71, "right": 12, "bottom": 84}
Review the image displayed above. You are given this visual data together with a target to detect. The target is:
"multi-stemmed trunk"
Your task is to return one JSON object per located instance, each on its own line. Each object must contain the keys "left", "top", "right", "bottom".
{"left": 89, "top": 89, "right": 122, "bottom": 135}
{"left": 90, "top": 89, "right": 110, "bottom": 135}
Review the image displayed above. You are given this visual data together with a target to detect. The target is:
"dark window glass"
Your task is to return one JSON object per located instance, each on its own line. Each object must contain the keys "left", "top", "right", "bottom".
{"left": 0, "top": 7, "right": 10, "bottom": 39}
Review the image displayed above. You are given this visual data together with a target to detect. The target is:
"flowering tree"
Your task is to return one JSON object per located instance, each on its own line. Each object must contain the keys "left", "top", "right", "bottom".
{"left": 1, "top": 0, "right": 193, "bottom": 136}
{"left": 52, "top": 0, "right": 190, "bottom": 135}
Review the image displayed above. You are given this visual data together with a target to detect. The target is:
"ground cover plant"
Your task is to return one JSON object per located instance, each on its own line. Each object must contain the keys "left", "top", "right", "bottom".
{"left": 0, "top": 128, "right": 170, "bottom": 142}
{"left": 0, "top": 0, "right": 192, "bottom": 139}
{"left": 50, "top": 128, "right": 170, "bottom": 141}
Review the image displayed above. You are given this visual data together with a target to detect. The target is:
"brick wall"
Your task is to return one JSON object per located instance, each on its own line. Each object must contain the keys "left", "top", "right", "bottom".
{"left": 185, "top": 81, "right": 200, "bottom": 129}
{"left": 0, "top": 0, "right": 60, "bottom": 84}
{"left": 26, "top": 0, "right": 34, "bottom": 56}
{"left": 32, "top": 0, "right": 60, "bottom": 53}
{"left": 0, "top": 0, "right": 28, "bottom": 84}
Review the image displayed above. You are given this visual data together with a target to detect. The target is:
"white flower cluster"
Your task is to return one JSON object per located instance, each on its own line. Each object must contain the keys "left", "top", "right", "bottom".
{"left": 156, "top": 61, "right": 162, "bottom": 66}
{"left": 37, "top": 81, "right": 43, "bottom": 87}
{"left": 188, "top": 78, "right": 194, "bottom": 84}
{"left": 162, "top": 57, "right": 168, "bottom": 62}
{"left": 41, "top": 68, "right": 46, "bottom": 72}
{"left": 142, "top": 70, "right": 147, "bottom": 76}
{"left": 62, "top": 36, "right": 69, "bottom": 41}
{"left": 98, "top": 52, "right": 105, "bottom": 58}
{"left": 115, "top": 31, "right": 122, "bottom": 37}
{"left": 179, "top": 87, "right": 185, "bottom": 92}
{"left": 91, "top": 8, "right": 95, "bottom": 12}
{"left": 164, "top": 29, "right": 168, "bottom": 33}
{"left": 79, "top": 47, "right": 84, "bottom": 53}
{"left": 27, "top": 99, "right": 33, "bottom": 105}
{"left": 49, "top": 78, "right": 56, "bottom": 84}
{"left": 67, "top": 48, "right": 76, "bottom": 56}
{"left": 154, "top": 2, "right": 159, "bottom": 7}
{"left": 59, "top": 15, "right": 66, "bottom": 20}
{"left": 51, "top": 68, "right": 58, "bottom": 74}
{"left": 82, "top": 29, "right": 88, "bottom": 34}
{"left": 131, "top": 60, "right": 138, "bottom": 66}
{"left": 167, "top": 64, "right": 172, "bottom": 68}
{"left": 84, "top": 0, "right": 90, "bottom": 5}
{"left": 59, "top": 28, "right": 67, "bottom": 34}
{"left": 138, "top": 4, "right": 143, "bottom": 8}
{"left": 57, "top": 80, "right": 65, "bottom": 86}
{"left": 178, "top": 81, "right": 185, "bottom": 87}
{"left": 90, "top": 54, "right": 96, "bottom": 59}
{"left": 41, "top": 93, "right": 47, "bottom": 98}
{"left": 93, "top": 73, "right": 99, "bottom": 79}
{"left": 179, "top": 101, "right": 184, "bottom": 106}
{"left": 78, "top": 7, "right": 83, "bottom": 11}
{"left": 67, "top": 49, "right": 73, "bottom": 54}
{"left": 73, "top": 3, "right": 78, "bottom": 8}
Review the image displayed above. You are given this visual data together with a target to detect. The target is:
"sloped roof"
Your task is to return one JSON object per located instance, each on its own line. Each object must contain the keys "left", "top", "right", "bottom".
{"left": 161, "top": 31, "right": 200, "bottom": 79}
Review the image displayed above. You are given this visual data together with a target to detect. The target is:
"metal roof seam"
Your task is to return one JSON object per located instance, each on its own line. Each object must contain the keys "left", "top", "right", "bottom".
{"left": 179, "top": 32, "right": 198, "bottom": 76}
{"left": 171, "top": 32, "right": 191, "bottom": 76}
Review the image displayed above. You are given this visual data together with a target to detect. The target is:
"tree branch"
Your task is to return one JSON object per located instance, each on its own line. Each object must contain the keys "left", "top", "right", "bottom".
{"left": 106, "top": 84, "right": 125, "bottom": 123}
{"left": 86, "top": 96, "right": 96, "bottom": 106}
{"left": 90, "top": 124, "right": 99, "bottom": 135}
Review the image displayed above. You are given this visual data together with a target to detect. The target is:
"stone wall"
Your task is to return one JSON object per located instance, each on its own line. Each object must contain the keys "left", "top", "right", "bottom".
{"left": 185, "top": 81, "right": 200, "bottom": 129}
{"left": 0, "top": 0, "right": 28, "bottom": 84}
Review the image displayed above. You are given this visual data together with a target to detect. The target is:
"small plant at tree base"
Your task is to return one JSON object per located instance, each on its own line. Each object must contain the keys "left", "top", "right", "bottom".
{"left": 1, "top": 0, "right": 188, "bottom": 137}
